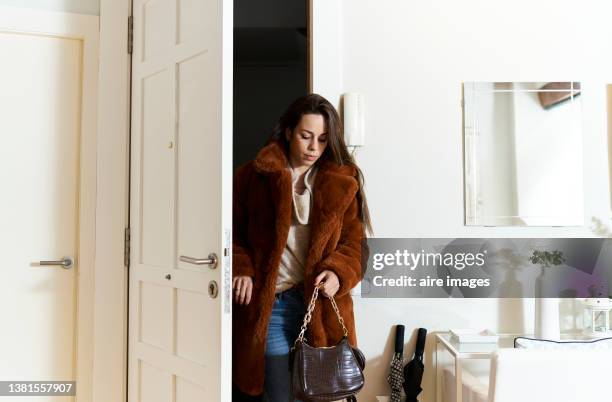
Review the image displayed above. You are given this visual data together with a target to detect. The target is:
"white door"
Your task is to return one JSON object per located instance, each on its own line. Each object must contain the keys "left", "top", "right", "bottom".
{"left": 0, "top": 8, "right": 99, "bottom": 402}
{"left": 128, "top": 0, "right": 233, "bottom": 401}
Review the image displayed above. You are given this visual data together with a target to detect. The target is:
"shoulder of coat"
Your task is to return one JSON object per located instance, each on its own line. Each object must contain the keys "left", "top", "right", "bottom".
{"left": 235, "top": 159, "right": 254, "bottom": 177}
{"left": 318, "top": 158, "right": 357, "bottom": 176}
{"left": 313, "top": 160, "right": 360, "bottom": 216}
{"left": 317, "top": 159, "right": 359, "bottom": 191}
{"left": 235, "top": 160, "right": 263, "bottom": 192}
{"left": 253, "top": 139, "right": 288, "bottom": 173}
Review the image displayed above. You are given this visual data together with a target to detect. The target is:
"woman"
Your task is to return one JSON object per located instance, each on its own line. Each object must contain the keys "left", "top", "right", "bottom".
{"left": 232, "top": 94, "right": 372, "bottom": 402}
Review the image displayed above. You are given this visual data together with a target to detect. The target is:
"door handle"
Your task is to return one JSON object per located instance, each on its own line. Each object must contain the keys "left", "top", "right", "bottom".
{"left": 179, "top": 253, "right": 218, "bottom": 269}
{"left": 37, "top": 256, "right": 74, "bottom": 269}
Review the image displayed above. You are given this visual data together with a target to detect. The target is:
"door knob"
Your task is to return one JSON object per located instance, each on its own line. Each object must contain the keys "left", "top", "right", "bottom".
{"left": 179, "top": 253, "right": 218, "bottom": 269}
{"left": 36, "top": 256, "right": 74, "bottom": 269}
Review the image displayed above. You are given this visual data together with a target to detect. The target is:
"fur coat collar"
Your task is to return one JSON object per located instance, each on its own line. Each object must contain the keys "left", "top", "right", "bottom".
{"left": 253, "top": 138, "right": 359, "bottom": 220}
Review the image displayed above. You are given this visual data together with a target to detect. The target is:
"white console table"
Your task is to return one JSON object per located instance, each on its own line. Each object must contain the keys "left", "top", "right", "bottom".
{"left": 435, "top": 331, "right": 598, "bottom": 402}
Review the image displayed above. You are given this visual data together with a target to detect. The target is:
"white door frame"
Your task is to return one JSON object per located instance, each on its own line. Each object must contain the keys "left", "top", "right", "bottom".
{"left": 0, "top": 5, "right": 99, "bottom": 402}
{"left": 94, "top": 1, "right": 131, "bottom": 402}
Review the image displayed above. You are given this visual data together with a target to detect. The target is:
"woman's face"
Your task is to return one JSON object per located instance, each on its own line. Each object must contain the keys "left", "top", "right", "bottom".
{"left": 285, "top": 113, "right": 328, "bottom": 169}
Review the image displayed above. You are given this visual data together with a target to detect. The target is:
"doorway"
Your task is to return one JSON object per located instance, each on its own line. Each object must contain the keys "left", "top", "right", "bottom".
{"left": 231, "top": 1, "right": 310, "bottom": 400}
{"left": 233, "top": 0, "right": 310, "bottom": 170}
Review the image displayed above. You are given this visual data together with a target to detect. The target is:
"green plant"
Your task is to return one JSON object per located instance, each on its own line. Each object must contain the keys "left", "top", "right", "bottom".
{"left": 528, "top": 250, "right": 565, "bottom": 267}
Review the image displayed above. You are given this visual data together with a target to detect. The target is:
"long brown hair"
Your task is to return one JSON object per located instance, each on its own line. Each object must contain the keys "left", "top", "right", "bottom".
{"left": 267, "top": 93, "right": 373, "bottom": 236}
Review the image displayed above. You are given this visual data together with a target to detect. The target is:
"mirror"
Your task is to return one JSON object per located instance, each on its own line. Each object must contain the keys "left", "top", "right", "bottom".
{"left": 463, "top": 82, "right": 583, "bottom": 226}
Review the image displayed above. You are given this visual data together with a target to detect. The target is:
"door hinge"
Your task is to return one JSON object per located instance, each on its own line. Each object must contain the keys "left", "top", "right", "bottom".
{"left": 127, "top": 15, "right": 134, "bottom": 54}
{"left": 124, "top": 227, "right": 131, "bottom": 267}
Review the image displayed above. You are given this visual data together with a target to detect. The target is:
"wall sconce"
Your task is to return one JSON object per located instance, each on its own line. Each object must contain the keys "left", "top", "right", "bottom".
{"left": 343, "top": 92, "right": 365, "bottom": 147}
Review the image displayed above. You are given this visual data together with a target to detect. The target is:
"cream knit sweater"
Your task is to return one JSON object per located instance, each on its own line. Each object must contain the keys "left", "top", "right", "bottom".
{"left": 275, "top": 163, "right": 318, "bottom": 293}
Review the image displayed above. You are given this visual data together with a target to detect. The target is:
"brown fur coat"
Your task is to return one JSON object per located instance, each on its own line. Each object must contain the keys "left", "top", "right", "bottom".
{"left": 232, "top": 139, "right": 366, "bottom": 396}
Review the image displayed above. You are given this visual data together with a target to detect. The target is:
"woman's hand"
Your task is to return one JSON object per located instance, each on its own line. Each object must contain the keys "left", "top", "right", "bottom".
{"left": 233, "top": 275, "right": 253, "bottom": 305}
{"left": 314, "top": 270, "right": 340, "bottom": 298}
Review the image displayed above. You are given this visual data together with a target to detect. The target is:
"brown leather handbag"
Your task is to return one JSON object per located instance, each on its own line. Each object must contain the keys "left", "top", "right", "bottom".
{"left": 289, "top": 283, "right": 365, "bottom": 402}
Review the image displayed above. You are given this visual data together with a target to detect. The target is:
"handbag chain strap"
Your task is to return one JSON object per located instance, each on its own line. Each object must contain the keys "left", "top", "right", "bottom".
{"left": 293, "top": 283, "right": 349, "bottom": 349}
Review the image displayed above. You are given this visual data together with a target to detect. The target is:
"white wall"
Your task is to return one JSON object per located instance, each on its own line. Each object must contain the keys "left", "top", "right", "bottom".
{"left": 313, "top": 1, "right": 612, "bottom": 401}
{"left": 0, "top": 0, "right": 99, "bottom": 15}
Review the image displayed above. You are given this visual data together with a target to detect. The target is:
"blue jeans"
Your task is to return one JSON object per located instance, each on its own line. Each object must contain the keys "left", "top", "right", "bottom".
{"left": 263, "top": 287, "right": 306, "bottom": 402}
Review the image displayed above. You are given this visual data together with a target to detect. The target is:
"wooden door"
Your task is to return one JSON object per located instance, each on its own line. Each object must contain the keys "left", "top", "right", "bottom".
{"left": 128, "top": 0, "right": 233, "bottom": 400}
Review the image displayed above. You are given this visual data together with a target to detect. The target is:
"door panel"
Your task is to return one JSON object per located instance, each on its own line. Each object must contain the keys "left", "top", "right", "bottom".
{"left": 177, "top": 51, "right": 221, "bottom": 270}
{"left": 0, "top": 32, "right": 81, "bottom": 401}
{"left": 128, "top": 0, "right": 232, "bottom": 400}
{"left": 140, "top": 69, "right": 174, "bottom": 267}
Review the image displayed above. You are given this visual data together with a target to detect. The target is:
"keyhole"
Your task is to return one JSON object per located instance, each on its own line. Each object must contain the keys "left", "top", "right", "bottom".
{"left": 208, "top": 280, "right": 218, "bottom": 298}
{"left": 165, "top": 274, "right": 171, "bottom": 280}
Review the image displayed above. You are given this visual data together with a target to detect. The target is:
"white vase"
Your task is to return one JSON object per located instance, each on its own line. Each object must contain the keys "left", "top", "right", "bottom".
{"left": 535, "top": 297, "right": 560, "bottom": 340}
